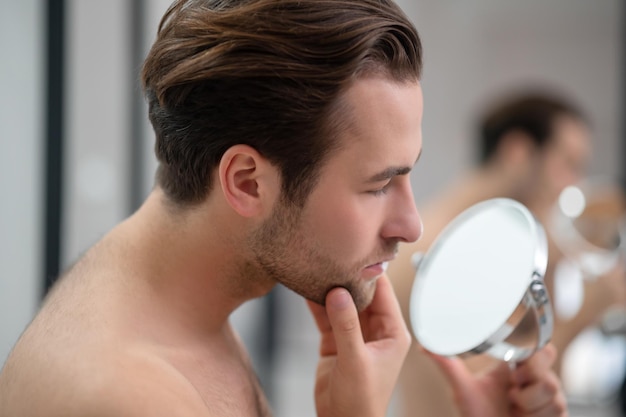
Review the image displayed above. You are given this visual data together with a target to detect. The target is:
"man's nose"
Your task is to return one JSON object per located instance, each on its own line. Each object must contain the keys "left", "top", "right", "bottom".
{"left": 384, "top": 181, "right": 423, "bottom": 243}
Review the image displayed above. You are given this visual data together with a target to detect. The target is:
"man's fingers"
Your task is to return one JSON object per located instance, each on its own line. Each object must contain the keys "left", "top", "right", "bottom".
{"left": 509, "top": 345, "right": 566, "bottom": 417}
{"left": 510, "top": 391, "right": 568, "bottom": 417}
{"left": 306, "top": 299, "right": 340, "bottom": 356}
{"left": 509, "top": 371, "right": 562, "bottom": 414}
{"left": 427, "top": 352, "right": 475, "bottom": 402}
{"left": 307, "top": 299, "right": 332, "bottom": 334}
{"left": 363, "top": 275, "right": 409, "bottom": 340}
{"left": 325, "top": 287, "right": 365, "bottom": 358}
{"left": 512, "top": 344, "right": 557, "bottom": 387}
{"left": 309, "top": 276, "right": 409, "bottom": 359}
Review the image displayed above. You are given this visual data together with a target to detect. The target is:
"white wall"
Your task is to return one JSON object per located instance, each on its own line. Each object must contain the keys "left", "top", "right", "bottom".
{"left": 62, "top": 0, "right": 132, "bottom": 267}
{"left": 0, "top": 0, "right": 44, "bottom": 366}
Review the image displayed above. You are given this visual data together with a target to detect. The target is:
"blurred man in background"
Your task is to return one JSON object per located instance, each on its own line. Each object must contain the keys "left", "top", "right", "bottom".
{"left": 389, "top": 90, "right": 626, "bottom": 417}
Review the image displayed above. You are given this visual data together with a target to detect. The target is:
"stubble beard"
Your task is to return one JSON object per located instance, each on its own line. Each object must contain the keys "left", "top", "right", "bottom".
{"left": 245, "top": 199, "right": 380, "bottom": 311}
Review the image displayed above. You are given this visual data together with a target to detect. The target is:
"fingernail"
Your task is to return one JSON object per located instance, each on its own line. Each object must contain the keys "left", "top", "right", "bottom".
{"left": 328, "top": 288, "right": 351, "bottom": 309}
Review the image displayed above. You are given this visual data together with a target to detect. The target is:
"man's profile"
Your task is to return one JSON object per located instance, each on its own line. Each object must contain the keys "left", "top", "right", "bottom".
{"left": 0, "top": 1, "right": 567, "bottom": 416}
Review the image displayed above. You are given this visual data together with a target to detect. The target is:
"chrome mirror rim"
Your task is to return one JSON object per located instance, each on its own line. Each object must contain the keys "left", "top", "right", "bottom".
{"left": 409, "top": 198, "right": 552, "bottom": 363}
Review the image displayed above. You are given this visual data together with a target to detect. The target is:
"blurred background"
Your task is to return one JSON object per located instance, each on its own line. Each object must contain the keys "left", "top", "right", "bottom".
{"left": 0, "top": 0, "right": 623, "bottom": 416}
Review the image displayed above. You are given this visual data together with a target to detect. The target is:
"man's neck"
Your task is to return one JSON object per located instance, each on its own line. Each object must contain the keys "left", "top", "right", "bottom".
{"left": 111, "top": 189, "right": 275, "bottom": 338}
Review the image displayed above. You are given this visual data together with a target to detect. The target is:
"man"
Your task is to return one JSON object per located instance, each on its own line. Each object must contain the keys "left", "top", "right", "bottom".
{"left": 0, "top": 2, "right": 565, "bottom": 416}
{"left": 388, "top": 91, "right": 624, "bottom": 417}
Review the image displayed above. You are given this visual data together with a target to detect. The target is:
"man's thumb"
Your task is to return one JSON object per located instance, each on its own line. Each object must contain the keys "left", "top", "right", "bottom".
{"left": 427, "top": 352, "right": 474, "bottom": 401}
{"left": 325, "top": 288, "right": 364, "bottom": 356}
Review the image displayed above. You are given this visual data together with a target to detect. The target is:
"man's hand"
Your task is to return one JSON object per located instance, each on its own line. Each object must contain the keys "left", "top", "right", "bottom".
{"left": 430, "top": 344, "right": 568, "bottom": 417}
{"left": 307, "top": 275, "right": 411, "bottom": 417}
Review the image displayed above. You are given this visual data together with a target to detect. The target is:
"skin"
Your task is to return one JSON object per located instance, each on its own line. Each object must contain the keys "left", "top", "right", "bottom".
{"left": 0, "top": 78, "right": 572, "bottom": 417}
{"left": 389, "top": 114, "right": 624, "bottom": 417}
{"left": 0, "top": 77, "right": 420, "bottom": 417}
{"left": 246, "top": 78, "right": 424, "bottom": 311}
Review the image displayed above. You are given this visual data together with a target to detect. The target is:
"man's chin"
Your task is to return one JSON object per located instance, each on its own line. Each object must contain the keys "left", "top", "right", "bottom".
{"left": 300, "top": 277, "right": 379, "bottom": 311}
{"left": 347, "top": 280, "right": 378, "bottom": 312}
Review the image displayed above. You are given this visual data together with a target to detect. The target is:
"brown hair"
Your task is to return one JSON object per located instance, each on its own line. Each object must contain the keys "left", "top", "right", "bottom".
{"left": 479, "top": 91, "right": 587, "bottom": 164}
{"left": 142, "top": 0, "right": 422, "bottom": 206}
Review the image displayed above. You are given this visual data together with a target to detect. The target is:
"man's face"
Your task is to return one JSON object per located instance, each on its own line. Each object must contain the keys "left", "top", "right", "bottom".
{"left": 248, "top": 77, "right": 424, "bottom": 311}
{"left": 535, "top": 116, "right": 591, "bottom": 205}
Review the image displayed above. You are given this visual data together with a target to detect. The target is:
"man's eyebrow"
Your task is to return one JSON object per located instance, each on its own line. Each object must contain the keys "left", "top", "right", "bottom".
{"left": 367, "top": 166, "right": 412, "bottom": 183}
{"left": 367, "top": 149, "right": 423, "bottom": 183}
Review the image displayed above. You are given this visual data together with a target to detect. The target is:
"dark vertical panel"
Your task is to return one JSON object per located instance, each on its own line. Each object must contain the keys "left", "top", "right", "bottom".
{"left": 43, "top": 0, "right": 65, "bottom": 295}
{"left": 129, "top": 0, "right": 147, "bottom": 212}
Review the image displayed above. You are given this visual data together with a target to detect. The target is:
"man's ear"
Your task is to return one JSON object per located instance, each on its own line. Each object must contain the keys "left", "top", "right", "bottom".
{"left": 218, "top": 144, "right": 280, "bottom": 217}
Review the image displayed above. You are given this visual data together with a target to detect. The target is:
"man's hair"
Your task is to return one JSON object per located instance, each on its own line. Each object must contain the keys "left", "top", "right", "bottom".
{"left": 478, "top": 91, "right": 587, "bottom": 164}
{"left": 142, "top": 0, "right": 422, "bottom": 206}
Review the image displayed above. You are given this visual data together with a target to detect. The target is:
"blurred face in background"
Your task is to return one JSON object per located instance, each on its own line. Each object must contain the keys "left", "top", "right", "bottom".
{"left": 532, "top": 116, "right": 591, "bottom": 209}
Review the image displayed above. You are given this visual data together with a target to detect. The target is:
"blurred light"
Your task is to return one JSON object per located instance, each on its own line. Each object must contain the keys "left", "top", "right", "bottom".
{"left": 559, "top": 186, "right": 586, "bottom": 218}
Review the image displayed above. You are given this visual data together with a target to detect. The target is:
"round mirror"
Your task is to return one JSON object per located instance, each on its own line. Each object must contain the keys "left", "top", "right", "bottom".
{"left": 409, "top": 198, "right": 551, "bottom": 363}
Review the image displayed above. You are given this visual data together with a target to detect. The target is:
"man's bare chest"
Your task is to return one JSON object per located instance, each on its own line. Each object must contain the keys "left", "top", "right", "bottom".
{"left": 168, "top": 344, "right": 273, "bottom": 417}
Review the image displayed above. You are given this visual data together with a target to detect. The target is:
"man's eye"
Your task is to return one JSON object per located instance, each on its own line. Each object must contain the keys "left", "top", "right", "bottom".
{"left": 369, "top": 182, "right": 391, "bottom": 196}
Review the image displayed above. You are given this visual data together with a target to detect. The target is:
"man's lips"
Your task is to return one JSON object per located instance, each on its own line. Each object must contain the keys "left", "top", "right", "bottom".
{"left": 362, "top": 262, "right": 390, "bottom": 280}
{"left": 365, "top": 260, "right": 392, "bottom": 272}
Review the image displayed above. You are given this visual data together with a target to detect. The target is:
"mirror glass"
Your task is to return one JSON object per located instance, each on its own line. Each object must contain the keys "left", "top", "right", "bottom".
{"left": 409, "top": 198, "right": 550, "bottom": 362}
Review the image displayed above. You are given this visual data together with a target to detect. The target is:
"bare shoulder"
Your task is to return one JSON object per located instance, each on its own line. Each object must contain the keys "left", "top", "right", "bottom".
{"left": 1, "top": 231, "right": 267, "bottom": 416}
{"left": 81, "top": 349, "right": 212, "bottom": 417}
{"left": 0, "top": 251, "right": 207, "bottom": 416}
{"left": 0, "top": 342, "right": 210, "bottom": 417}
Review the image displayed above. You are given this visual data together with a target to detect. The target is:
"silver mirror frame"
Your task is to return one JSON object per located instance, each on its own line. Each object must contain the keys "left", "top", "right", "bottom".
{"left": 409, "top": 198, "right": 553, "bottom": 363}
